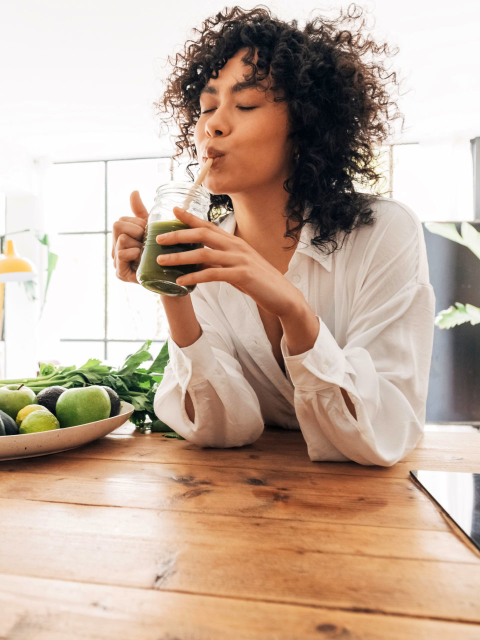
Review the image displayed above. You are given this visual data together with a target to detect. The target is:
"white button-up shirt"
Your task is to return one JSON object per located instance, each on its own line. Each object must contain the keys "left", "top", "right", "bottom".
{"left": 154, "top": 195, "right": 436, "bottom": 466}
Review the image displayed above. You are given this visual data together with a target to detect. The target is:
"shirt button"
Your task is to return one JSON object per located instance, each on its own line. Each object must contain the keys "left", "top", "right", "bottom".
{"left": 292, "top": 275, "right": 301, "bottom": 283}
{"left": 322, "top": 363, "right": 328, "bottom": 373}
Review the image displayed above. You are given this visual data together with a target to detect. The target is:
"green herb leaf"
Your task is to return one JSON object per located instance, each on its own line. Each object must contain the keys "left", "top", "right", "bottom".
{"left": 150, "top": 418, "right": 173, "bottom": 432}
{"left": 129, "top": 395, "right": 150, "bottom": 411}
{"left": 117, "top": 340, "right": 153, "bottom": 376}
{"left": 77, "top": 358, "right": 103, "bottom": 369}
{"left": 103, "top": 375, "right": 131, "bottom": 395}
{"left": 148, "top": 340, "right": 169, "bottom": 374}
{"left": 39, "top": 362, "right": 55, "bottom": 377}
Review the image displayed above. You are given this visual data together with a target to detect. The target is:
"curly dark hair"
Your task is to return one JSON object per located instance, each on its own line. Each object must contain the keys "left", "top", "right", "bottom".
{"left": 155, "top": 3, "right": 406, "bottom": 255}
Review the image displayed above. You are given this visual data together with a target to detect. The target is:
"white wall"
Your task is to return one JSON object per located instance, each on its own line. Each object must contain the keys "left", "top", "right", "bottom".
{"left": 1, "top": 0, "right": 479, "bottom": 160}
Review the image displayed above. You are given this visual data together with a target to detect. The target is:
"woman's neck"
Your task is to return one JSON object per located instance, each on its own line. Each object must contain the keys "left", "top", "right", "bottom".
{"left": 230, "top": 184, "right": 299, "bottom": 275}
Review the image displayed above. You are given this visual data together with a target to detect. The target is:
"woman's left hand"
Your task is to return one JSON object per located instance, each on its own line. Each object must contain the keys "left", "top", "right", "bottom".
{"left": 155, "top": 206, "right": 307, "bottom": 319}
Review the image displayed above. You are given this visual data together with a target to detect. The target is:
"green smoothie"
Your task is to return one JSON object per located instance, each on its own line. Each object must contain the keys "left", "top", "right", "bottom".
{"left": 137, "top": 220, "right": 202, "bottom": 296}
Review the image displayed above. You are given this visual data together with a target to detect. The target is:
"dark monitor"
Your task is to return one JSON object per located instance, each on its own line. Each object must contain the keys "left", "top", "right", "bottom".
{"left": 422, "top": 221, "right": 480, "bottom": 424}
{"left": 410, "top": 470, "right": 480, "bottom": 553}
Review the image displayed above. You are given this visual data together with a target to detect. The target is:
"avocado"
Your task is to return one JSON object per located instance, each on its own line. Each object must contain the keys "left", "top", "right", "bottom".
{"left": 0, "top": 409, "right": 18, "bottom": 435}
{"left": 100, "top": 386, "right": 121, "bottom": 417}
{"left": 0, "top": 415, "right": 5, "bottom": 436}
{"left": 36, "top": 386, "right": 67, "bottom": 416}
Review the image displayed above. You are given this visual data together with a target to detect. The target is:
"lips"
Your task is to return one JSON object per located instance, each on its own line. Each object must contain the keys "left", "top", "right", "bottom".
{"left": 202, "top": 147, "right": 226, "bottom": 161}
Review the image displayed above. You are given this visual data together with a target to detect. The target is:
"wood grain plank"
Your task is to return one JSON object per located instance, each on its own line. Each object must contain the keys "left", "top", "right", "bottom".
{"left": 60, "top": 425, "right": 480, "bottom": 479}
{"left": 0, "top": 492, "right": 474, "bottom": 564}
{"left": 0, "top": 455, "right": 451, "bottom": 531}
{"left": 0, "top": 498, "right": 479, "bottom": 622}
{"left": 2, "top": 574, "right": 479, "bottom": 640}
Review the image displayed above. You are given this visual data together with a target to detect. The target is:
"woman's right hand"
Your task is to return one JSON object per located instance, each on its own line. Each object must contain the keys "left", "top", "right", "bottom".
{"left": 111, "top": 190, "right": 148, "bottom": 283}
{"left": 112, "top": 190, "right": 202, "bottom": 349}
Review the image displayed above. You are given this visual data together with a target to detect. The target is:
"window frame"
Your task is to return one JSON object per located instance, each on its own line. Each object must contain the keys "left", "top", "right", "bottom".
{"left": 55, "top": 155, "right": 173, "bottom": 361}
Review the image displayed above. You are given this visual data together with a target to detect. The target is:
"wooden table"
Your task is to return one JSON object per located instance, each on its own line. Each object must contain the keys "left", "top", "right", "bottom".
{"left": 0, "top": 423, "right": 479, "bottom": 639}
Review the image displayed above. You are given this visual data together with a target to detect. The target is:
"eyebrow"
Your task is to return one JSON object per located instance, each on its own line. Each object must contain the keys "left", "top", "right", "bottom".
{"left": 200, "top": 81, "right": 258, "bottom": 96}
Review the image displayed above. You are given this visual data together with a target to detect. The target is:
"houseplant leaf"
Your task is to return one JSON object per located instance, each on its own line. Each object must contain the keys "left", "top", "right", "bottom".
{"left": 435, "top": 302, "right": 480, "bottom": 329}
{"left": 33, "top": 232, "right": 59, "bottom": 315}
{"left": 424, "top": 222, "right": 467, "bottom": 247}
{"left": 460, "top": 222, "right": 480, "bottom": 260}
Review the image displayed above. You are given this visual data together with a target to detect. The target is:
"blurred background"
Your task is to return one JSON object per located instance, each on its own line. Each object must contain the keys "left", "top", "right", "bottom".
{"left": 0, "top": 0, "right": 479, "bottom": 418}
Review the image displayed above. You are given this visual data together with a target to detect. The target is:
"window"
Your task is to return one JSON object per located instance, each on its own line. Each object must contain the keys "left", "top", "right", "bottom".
{"left": 392, "top": 143, "right": 423, "bottom": 214}
{"left": 391, "top": 140, "right": 474, "bottom": 221}
{"left": 43, "top": 157, "right": 176, "bottom": 368}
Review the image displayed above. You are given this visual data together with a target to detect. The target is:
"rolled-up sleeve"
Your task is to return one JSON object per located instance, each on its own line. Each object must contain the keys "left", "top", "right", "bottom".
{"left": 153, "top": 288, "right": 264, "bottom": 448}
{"left": 281, "top": 210, "right": 436, "bottom": 466}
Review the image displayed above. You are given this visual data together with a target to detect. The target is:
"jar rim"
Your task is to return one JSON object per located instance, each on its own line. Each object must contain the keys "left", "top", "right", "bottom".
{"left": 156, "top": 181, "right": 210, "bottom": 200}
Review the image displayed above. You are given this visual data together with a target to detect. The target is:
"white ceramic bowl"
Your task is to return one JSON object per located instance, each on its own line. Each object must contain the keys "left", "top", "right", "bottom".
{"left": 0, "top": 401, "right": 135, "bottom": 461}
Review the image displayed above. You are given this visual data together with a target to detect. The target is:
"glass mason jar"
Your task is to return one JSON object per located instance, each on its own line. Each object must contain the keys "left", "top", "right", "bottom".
{"left": 136, "top": 182, "right": 211, "bottom": 297}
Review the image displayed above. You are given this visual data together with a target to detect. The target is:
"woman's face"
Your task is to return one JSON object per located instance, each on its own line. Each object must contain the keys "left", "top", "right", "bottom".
{"left": 194, "top": 49, "right": 292, "bottom": 197}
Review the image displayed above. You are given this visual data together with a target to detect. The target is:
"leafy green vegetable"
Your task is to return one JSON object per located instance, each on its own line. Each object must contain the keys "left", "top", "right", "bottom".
{"left": 150, "top": 418, "right": 174, "bottom": 433}
{"left": 116, "top": 346, "right": 153, "bottom": 377}
{"left": 0, "top": 340, "right": 185, "bottom": 439}
{"left": 147, "top": 340, "right": 169, "bottom": 374}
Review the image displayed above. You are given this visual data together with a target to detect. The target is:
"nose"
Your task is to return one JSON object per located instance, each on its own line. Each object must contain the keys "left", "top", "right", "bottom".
{"left": 205, "top": 105, "right": 232, "bottom": 139}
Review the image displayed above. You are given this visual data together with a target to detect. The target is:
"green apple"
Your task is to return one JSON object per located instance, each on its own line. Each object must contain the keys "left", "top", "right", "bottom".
{"left": 56, "top": 386, "right": 111, "bottom": 428}
{"left": 0, "top": 384, "right": 37, "bottom": 420}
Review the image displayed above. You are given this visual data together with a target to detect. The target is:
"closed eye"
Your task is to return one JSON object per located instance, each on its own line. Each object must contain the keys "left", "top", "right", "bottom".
{"left": 201, "top": 106, "right": 258, "bottom": 114}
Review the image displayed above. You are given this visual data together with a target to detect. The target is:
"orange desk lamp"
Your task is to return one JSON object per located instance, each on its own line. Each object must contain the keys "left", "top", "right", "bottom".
{"left": 0, "top": 239, "right": 37, "bottom": 339}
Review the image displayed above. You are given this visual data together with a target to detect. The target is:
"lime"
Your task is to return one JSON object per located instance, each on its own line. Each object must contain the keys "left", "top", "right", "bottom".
{"left": 19, "top": 410, "right": 60, "bottom": 434}
{"left": 16, "top": 404, "right": 49, "bottom": 428}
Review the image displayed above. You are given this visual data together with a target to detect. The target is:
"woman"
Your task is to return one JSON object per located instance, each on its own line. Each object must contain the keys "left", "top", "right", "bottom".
{"left": 112, "top": 5, "right": 436, "bottom": 466}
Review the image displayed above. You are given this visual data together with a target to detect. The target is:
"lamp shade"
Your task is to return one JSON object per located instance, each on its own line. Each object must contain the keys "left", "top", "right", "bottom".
{"left": 0, "top": 240, "right": 37, "bottom": 283}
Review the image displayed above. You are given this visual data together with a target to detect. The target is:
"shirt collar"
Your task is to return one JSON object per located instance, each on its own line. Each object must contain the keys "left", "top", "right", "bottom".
{"left": 215, "top": 211, "right": 333, "bottom": 273}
